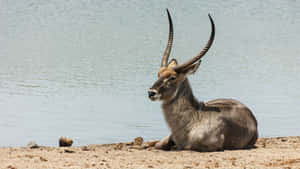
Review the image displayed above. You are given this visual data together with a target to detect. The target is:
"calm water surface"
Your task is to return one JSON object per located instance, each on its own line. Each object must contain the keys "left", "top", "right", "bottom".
{"left": 1, "top": 0, "right": 300, "bottom": 146}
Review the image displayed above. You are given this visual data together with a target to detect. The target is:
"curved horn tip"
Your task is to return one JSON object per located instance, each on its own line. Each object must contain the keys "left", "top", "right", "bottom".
{"left": 207, "top": 14, "right": 215, "bottom": 30}
{"left": 208, "top": 14, "right": 215, "bottom": 23}
{"left": 166, "top": 9, "right": 171, "bottom": 16}
{"left": 173, "top": 12, "right": 215, "bottom": 71}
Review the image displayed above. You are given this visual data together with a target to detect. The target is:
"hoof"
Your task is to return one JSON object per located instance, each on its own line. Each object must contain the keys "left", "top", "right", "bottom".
{"left": 155, "top": 141, "right": 172, "bottom": 150}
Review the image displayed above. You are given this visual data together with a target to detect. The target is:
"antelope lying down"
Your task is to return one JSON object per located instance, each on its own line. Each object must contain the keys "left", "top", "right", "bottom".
{"left": 148, "top": 9, "right": 258, "bottom": 152}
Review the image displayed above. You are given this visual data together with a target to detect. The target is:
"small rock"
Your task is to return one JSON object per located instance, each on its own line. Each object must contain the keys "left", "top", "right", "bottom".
{"left": 25, "top": 154, "right": 34, "bottom": 159}
{"left": 64, "top": 149, "right": 75, "bottom": 153}
{"left": 134, "top": 137, "right": 144, "bottom": 146}
{"left": 81, "top": 146, "right": 90, "bottom": 151}
{"left": 281, "top": 138, "right": 287, "bottom": 142}
{"left": 27, "top": 142, "right": 39, "bottom": 149}
{"left": 7, "top": 165, "right": 17, "bottom": 169}
{"left": 59, "top": 137, "right": 73, "bottom": 147}
{"left": 40, "top": 156, "right": 48, "bottom": 162}
{"left": 125, "top": 142, "right": 134, "bottom": 146}
{"left": 214, "top": 162, "right": 220, "bottom": 168}
{"left": 114, "top": 143, "right": 124, "bottom": 150}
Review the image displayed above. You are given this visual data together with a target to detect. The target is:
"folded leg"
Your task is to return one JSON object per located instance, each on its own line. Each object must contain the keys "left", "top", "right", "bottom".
{"left": 155, "top": 134, "right": 175, "bottom": 150}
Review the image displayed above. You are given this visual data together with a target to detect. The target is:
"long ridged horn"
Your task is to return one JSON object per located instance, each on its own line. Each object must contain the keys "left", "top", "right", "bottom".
{"left": 174, "top": 14, "right": 215, "bottom": 71}
{"left": 161, "top": 9, "right": 174, "bottom": 67}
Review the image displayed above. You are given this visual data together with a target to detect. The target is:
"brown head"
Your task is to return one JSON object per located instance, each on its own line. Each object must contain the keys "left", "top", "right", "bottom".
{"left": 148, "top": 9, "right": 215, "bottom": 101}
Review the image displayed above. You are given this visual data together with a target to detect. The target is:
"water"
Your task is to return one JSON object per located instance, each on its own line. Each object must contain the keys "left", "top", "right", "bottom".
{"left": 0, "top": 0, "right": 300, "bottom": 146}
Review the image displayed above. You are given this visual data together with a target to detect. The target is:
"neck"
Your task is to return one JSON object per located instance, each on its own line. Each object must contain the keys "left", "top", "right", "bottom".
{"left": 161, "top": 79, "right": 203, "bottom": 139}
{"left": 162, "top": 79, "right": 201, "bottom": 109}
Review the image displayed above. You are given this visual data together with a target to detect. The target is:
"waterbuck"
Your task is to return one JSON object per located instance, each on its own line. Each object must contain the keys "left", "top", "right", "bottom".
{"left": 148, "top": 9, "right": 258, "bottom": 152}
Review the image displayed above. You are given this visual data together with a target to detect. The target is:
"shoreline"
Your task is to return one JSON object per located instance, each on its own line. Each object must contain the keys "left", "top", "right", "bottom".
{"left": 2, "top": 136, "right": 300, "bottom": 169}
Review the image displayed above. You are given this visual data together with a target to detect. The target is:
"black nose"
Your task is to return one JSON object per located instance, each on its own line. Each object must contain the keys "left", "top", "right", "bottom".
{"left": 148, "top": 90, "right": 157, "bottom": 97}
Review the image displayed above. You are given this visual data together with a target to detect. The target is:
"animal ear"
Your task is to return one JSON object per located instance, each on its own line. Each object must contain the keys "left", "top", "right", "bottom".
{"left": 167, "top": 59, "right": 178, "bottom": 68}
{"left": 179, "top": 60, "right": 201, "bottom": 75}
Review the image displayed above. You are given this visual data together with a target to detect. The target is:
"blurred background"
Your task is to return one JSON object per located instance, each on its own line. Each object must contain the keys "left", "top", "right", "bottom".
{"left": 0, "top": 0, "right": 299, "bottom": 146}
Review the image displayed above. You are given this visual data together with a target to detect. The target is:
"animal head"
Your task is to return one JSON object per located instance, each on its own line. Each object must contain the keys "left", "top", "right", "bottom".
{"left": 148, "top": 9, "right": 215, "bottom": 102}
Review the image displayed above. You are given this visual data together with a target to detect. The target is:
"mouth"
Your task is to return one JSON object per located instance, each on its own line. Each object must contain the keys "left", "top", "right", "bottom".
{"left": 149, "top": 95, "right": 161, "bottom": 101}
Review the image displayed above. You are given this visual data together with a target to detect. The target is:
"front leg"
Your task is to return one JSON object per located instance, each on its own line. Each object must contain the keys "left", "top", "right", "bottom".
{"left": 155, "top": 134, "right": 175, "bottom": 150}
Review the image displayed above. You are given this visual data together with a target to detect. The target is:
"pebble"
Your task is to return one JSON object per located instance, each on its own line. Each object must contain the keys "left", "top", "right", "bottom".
{"left": 7, "top": 165, "right": 17, "bottom": 169}
{"left": 64, "top": 149, "right": 75, "bottom": 153}
{"left": 59, "top": 137, "right": 73, "bottom": 147}
{"left": 27, "top": 142, "right": 39, "bottom": 149}
{"left": 40, "top": 156, "right": 48, "bottom": 162}
{"left": 134, "top": 137, "right": 143, "bottom": 146}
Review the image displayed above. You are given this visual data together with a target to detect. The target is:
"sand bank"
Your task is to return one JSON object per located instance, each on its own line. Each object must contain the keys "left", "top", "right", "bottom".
{"left": 2, "top": 136, "right": 300, "bottom": 169}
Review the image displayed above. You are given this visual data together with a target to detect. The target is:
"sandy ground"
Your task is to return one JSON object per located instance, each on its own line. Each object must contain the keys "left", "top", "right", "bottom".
{"left": 1, "top": 136, "right": 300, "bottom": 169}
